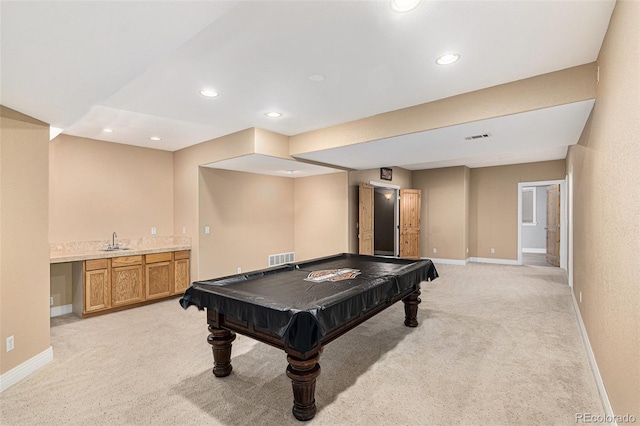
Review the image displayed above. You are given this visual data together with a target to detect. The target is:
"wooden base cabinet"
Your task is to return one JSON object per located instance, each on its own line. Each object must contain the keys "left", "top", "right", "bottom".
{"left": 146, "top": 252, "right": 173, "bottom": 300}
{"left": 84, "top": 259, "right": 111, "bottom": 313}
{"left": 76, "top": 250, "right": 190, "bottom": 317}
{"left": 112, "top": 256, "right": 144, "bottom": 307}
{"left": 174, "top": 250, "right": 191, "bottom": 294}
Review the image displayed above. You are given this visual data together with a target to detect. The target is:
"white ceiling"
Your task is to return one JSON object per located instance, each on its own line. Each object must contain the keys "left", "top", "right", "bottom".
{"left": 0, "top": 1, "right": 615, "bottom": 174}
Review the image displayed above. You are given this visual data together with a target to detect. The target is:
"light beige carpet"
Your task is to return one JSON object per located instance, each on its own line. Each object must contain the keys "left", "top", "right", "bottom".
{"left": 0, "top": 263, "right": 603, "bottom": 425}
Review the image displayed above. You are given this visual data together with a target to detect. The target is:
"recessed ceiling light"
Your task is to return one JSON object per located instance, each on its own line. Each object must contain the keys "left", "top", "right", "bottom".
{"left": 200, "top": 88, "right": 219, "bottom": 97}
{"left": 265, "top": 112, "right": 282, "bottom": 118}
{"left": 284, "top": 170, "right": 295, "bottom": 175}
{"left": 149, "top": 136, "right": 162, "bottom": 141}
{"left": 436, "top": 53, "right": 460, "bottom": 65}
{"left": 390, "top": 0, "right": 420, "bottom": 13}
{"left": 103, "top": 128, "right": 114, "bottom": 133}
{"left": 309, "top": 74, "right": 325, "bottom": 82}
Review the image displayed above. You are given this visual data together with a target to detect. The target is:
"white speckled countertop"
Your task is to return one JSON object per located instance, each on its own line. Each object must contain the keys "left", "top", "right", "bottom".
{"left": 50, "top": 236, "right": 191, "bottom": 263}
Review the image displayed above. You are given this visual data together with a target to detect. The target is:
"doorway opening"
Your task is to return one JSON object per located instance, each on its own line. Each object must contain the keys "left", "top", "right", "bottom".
{"left": 369, "top": 181, "right": 400, "bottom": 257}
{"left": 518, "top": 179, "right": 567, "bottom": 270}
{"left": 374, "top": 187, "right": 397, "bottom": 256}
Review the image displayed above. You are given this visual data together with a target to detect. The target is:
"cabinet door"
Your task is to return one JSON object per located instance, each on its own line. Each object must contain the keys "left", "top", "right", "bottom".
{"left": 85, "top": 269, "right": 111, "bottom": 312}
{"left": 146, "top": 261, "right": 172, "bottom": 300}
{"left": 112, "top": 265, "right": 144, "bottom": 307}
{"left": 174, "top": 259, "right": 190, "bottom": 294}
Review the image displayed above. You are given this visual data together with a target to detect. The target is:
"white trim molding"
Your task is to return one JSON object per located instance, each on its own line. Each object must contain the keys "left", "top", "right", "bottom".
{"left": 50, "top": 304, "right": 72, "bottom": 318}
{"left": 469, "top": 257, "right": 520, "bottom": 266}
{"left": 0, "top": 346, "right": 53, "bottom": 392}
{"left": 427, "top": 257, "right": 468, "bottom": 265}
{"left": 522, "top": 248, "right": 546, "bottom": 254}
{"left": 571, "top": 292, "right": 616, "bottom": 424}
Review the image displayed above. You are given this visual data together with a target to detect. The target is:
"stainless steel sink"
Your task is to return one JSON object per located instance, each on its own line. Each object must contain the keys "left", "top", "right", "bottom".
{"left": 101, "top": 247, "right": 131, "bottom": 252}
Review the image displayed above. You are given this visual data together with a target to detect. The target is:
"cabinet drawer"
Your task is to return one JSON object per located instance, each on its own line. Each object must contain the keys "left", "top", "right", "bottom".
{"left": 111, "top": 255, "right": 142, "bottom": 267}
{"left": 86, "top": 258, "right": 108, "bottom": 271}
{"left": 146, "top": 252, "right": 172, "bottom": 264}
{"left": 174, "top": 250, "right": 190, "bottom": 260}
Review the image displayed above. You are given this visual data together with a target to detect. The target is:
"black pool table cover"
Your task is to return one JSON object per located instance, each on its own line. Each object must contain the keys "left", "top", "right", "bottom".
{"left": 180, "top": 253, "right": 438, "bottom": 354}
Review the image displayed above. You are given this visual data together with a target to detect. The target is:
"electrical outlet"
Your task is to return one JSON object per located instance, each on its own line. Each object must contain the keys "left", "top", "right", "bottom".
{"left": 237, "top": 267, "right": 242, "bottom": 274}
{"left": 182, "top": 226, "right": 186, "bottom": 234}
{"left": 579, "top": 291, "right": 582, "bottom": 303}
{"left": 466, "top": 248, "right": 469, "bottom": 254}
{"left": 50, "top": 297, "right": 54, "bottom": 306}
{"left": 204, "top": 226, "right": 210, "bottom": 235}
{"left": 151, "top": 227, "right": 157, "bottom": 235}
{"left": 491, "top": 248, "right": 495, "bottom": 254}
{"left": 6, "top": 335, "right": 14, "bottom": 352}
{"left": 432, "top": 248, "right": 437, "bottom": 254}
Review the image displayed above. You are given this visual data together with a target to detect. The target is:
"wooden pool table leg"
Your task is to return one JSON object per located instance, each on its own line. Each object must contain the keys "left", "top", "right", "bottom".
{"left": 207, "top": 325, "right": 236, "bottom": 377}
{"left": 286, "top": 352, "right": 321, "bottom": 421}
{"left": 402, "top": 289, "right": 421, "bottom": 327}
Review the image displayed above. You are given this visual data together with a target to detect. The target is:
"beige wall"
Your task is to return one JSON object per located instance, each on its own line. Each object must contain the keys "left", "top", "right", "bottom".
{"left": 347, "top": 167, "right": 412, "bottom": 254}
{"left": 413, "top": 167, "right": 469, "bottom": 260}
{"left": 469, "top": 160, "right": 566, "bottom": 260}
{"left": 290, "top": 64, "right": 597, "bottom": 156}
{"left": 567, "top": 0, "right": 639, "bottom": 416}
{"left": 0, "top": 106, "right": 51, "bottom": 374}
{"left": 173, "top": 128, "right": 256, "bottom": 280}
{"left": 198, "top": 168, "right": 294, "bottom": 279}
{"left": 294, "top": 172, "right": 349, "bottom": 261}
{"left": 49, "top": 134, "right": 174, "bottom": 243}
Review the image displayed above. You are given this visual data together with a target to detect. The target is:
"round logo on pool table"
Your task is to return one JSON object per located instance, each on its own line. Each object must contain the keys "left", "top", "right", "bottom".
{"left": 304, "top": 268, "right": 361, "bottom": 283}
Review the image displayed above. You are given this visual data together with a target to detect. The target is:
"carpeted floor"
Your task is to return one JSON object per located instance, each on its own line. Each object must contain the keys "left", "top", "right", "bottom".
{"left": 0, "top": 263, "right": 603, "bottom": 425}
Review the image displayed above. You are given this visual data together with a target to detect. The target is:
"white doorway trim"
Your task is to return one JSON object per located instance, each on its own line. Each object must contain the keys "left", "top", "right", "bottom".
{"left": 369, "top": 180, "right": 400, "bottom": 257}
{"left": 517, "top": 179, "right": 567, "bottom": 270}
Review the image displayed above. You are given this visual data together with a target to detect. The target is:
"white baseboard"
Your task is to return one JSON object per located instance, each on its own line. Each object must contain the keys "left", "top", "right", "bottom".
{"left": 426, "top": 257, "right": 468, "bottom": 265}
{"left": 50, "top": 304, "right": 72, "bottom": 318}
{"left": 571, "top": 292, "right": 616, "bottom": 425}
{"left": 522, "top": 248, "right": 546, "bottom": 254}
{"left": 469, "top": 257, "right": 520, "bottom": 265}
{"left": 0, "top": 346, "right": 53, "bottom": 393}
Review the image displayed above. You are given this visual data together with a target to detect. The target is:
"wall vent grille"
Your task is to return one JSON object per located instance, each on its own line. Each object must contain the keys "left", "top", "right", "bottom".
{"left": 268, "top": 252, "right": 295, "bottom": 267}
{"left": 464, "top": 133, "right": 492, "bottom": 141}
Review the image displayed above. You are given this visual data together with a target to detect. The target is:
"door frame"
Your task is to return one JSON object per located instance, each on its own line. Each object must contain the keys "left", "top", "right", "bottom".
{"left": 517, "top": 179, "right": 567, "bottom": 270}
{"left": 369, "top": 180, "right": 400, "bottom": 257}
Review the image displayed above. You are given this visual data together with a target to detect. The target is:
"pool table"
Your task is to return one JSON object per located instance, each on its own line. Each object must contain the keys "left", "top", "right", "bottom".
{"left": 180, "top": 253, "right": 438, "bottom": 421}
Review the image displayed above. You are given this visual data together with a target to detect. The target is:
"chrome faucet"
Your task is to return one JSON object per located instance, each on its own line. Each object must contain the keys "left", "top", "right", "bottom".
{"left": 112, "top": 232, "right": 118, "bottom": 249}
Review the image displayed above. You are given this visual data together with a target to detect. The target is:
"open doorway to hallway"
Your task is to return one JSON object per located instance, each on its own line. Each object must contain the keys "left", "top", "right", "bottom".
{"left": 518, "top": 180, "right": 566, "bottom": 269}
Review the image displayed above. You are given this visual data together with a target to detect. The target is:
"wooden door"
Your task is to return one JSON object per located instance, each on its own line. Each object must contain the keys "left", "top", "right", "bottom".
{"left": 174, "top": 258, "right": 190, "bottom": 294}
{"left": 358, "top": 183, "right": 374, "bottom": 255}
{"left": 85, "top": 268, "right": 111, "bottom": 313}
{"left": 112, "top": 265, "right": 144, "bottom": 307}
{"left": 546, "top": 184, "right": 560, "bottom": 267}
{"left": 146, "top": 262, "right": 172, "bottom": 300}
{"left": 400, "top": 189, "right": 421, "bottom": 259}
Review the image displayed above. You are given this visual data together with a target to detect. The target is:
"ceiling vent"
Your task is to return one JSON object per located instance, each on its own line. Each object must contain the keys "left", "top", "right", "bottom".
{"left": 464, "top": 133, "right": 492, "bottom": 141}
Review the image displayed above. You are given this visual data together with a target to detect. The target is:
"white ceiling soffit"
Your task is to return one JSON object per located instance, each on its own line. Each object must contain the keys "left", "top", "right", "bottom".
{"left": 0, "top": 1, "right": 239, "bottom": 129}
{"left": 63, "top": 105, "right": 221, "bottom": 152}
{"left": 0, "top": 1, "right": 614, "bottom": 152}
{"left": 201, "top": 154, "right": 343, "bottom": 178}
{"left": 294, "top": 100, "right": 596, "bottom": 171}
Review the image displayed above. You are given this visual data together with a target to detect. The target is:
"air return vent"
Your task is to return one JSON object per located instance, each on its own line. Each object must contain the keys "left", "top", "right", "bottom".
{"left": 269, "top": 252, "right": 295, "bottom": 267}
{"left": 464, "top": 133, "right": 492, "bottom": 141}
